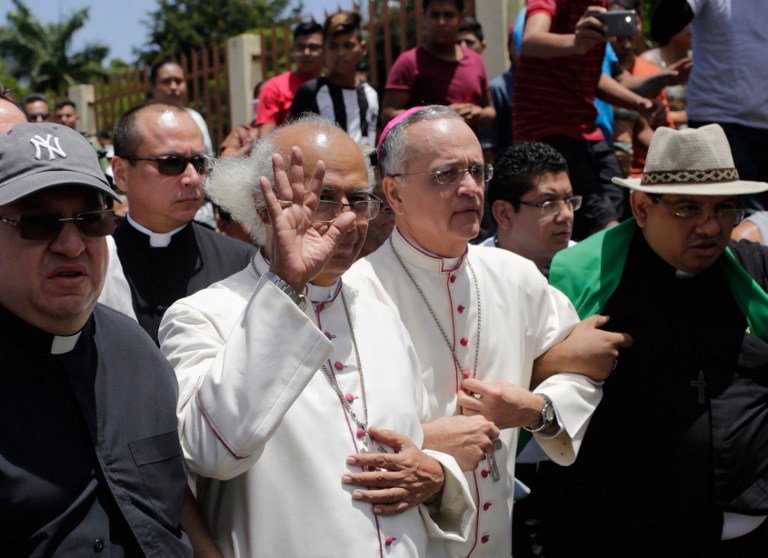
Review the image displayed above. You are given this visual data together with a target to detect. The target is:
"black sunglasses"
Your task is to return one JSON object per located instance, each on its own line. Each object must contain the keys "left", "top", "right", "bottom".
{"left": 0, "top": 210, "right": 116, "bottom": 241}
{"left": 122, "top": 154, "right": 209, "bottom": 176}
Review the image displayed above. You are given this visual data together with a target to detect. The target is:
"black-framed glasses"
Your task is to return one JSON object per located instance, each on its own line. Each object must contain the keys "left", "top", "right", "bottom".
{"left": 391, "top": 163, "right": 493, "bottom": 186}
{"left": 0, "top": 210, "right": 116, "bottom": 241}
{"left": 518, "top": 195, "right": 583, "bottom": 216}
{"left": 651, "top": 196, "right": 745, "bottom": 226}
{"left": 315, "top": 196, "right": 382, "bottom": 222}
{"left": 122, "top": 154, "right": 209, "bottom": 176}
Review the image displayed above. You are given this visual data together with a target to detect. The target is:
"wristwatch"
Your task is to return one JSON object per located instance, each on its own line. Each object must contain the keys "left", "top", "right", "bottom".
{"left": 265, "top": 271, "right": 307, "bottom": 311}
{"left": 523, "top": 395, "right": 555, "bottom": 434}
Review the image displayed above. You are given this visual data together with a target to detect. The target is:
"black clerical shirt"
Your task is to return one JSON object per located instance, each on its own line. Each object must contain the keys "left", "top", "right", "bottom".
{"left": 545, "top": 232, "right": 768, "bottom": 557}
{"left": 0, "top": 304, "right": 191, "bottom": 557}
{"left": 113, "top": 220, "right": 256, "bottom": 344}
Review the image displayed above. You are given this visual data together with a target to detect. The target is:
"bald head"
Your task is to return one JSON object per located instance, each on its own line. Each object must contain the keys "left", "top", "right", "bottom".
{"left": 206, "top": 115, "right": 373, "bottom": 245}
{"left": 272, "top": 119, "right": 368, "bottom": 184}
{"left": 0, "top": 98, "right": 27, "bottom": 132}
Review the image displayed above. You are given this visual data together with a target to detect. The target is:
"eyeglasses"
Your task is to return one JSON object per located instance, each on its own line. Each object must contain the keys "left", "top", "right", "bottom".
{"left": 391, "top": 163, "right": 493, "bottom": 186}
{"left": 28, "top": 113, "right": 50, "bottom": 122}
{"left": 315, "top": 196, "right": 382, "bottom": 222}
{"left": 0, "top": 210, "right": 116, "bottom": 241}
{"left": 294, "top": 42, "right": 323, "bottom": 53}
{"left": 518, "top": 195, "right": 583, "bottom": 215}
{"left": 122, "top": 154, "right": 209, "bottom": 176}
{"left": 652, "top": 196, "right": 745, "bottom": 226}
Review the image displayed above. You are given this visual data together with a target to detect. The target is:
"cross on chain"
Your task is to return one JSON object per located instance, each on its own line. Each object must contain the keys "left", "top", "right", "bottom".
{"left": 690, "top": 370, "right": 707, "bottom": 405}
{"left": 483, "top": 438, "right": 502, "bottom": 482}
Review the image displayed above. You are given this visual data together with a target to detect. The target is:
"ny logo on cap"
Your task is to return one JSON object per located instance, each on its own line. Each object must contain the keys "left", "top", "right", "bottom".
{"left": 29, "top": 134, "right": 67, "bottom": 161}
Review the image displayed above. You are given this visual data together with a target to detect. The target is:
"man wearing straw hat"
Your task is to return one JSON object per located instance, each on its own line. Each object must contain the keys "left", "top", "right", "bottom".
{"left": 547, "top": 124, "right": 768, "bottom": 555}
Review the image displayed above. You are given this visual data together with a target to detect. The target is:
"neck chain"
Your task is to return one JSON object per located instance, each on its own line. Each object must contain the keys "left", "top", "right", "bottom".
{"left": 319, "top": 289, "right": 372, "bottom": 452}
{"left": 389, "top": 236, "right": 482, "bottom": 380}
{"left": 252, "top": 255, "right": 371, "bottom": 450}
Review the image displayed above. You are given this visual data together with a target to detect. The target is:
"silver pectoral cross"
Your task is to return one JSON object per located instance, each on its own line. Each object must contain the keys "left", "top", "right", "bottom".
{"left": 485, "top": 438, "right": 502, "bottom": 482}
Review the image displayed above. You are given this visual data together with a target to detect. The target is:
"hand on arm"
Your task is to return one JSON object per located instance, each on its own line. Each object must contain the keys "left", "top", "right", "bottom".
{"left": 459, "top": 378, "right": 544, "bottom": 430}
{"left": 521, "top": 8, "right": 607, "bottom": 59}
{"left": 421, "top": 415, "right": 499, "bottom": 471}
{"left": 342, "top": 427, "right": 444, "bottom": 516}
{"left": 531, "top": 314, "right": 634, "bottom": 386}
{"left": 260, "top": 147, "right": 356, "bottom": 293}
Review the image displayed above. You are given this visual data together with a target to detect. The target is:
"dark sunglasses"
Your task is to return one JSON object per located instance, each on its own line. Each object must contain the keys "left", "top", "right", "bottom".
{"left": 28, "top": 113, "right": 50, "bottom": 121}
{"left": 122, "top": 154, "right": 209, "bottom": 176}
{"left": 0, "top": 210, "right": 116, "bottom": 241}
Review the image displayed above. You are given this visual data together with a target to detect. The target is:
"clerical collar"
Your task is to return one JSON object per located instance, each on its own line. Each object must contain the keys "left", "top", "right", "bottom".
{"left": 392, "top": 227, "right": 466, "bottom": 273}
{"left": 250, "top": 251, "right": 341, "bottom": 304}
{"left": 0, "top": 304, "right": 83, "bottom": 354}
{"left": 127, "top": 213, "right": 187, "bottom": 248}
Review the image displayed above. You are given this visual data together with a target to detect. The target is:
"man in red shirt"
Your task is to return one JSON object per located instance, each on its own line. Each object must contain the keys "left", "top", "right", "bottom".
{"left": 381, "top": 0, "right": 495, "bottom": 131}
{"left": 515, "top": 0, "right": 662, "bottom": 239}
{"left": 256, "top": 21, "right": 324, "bottom": 138}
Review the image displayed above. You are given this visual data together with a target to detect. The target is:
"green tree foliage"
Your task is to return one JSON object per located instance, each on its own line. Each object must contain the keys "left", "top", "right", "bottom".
{"left": 137, "top": 0, "right": 293, "bottom": 64}
{"left": 0, "top": 0, "right": 109, "bottom": 95}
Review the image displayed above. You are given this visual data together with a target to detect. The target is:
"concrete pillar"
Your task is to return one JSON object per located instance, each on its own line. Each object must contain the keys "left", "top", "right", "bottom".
{"left": 68, "top": 84, "right": 96, "bottom": 134}
{"left": 226, "top": 33, "right": 263, "bottom": 129}
{"left": 476, "top": 0, "right": 525, "bottom": 78}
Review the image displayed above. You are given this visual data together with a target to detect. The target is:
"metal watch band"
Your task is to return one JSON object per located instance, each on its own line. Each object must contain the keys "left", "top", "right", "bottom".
{"left": 265, "top": 271, "right": 307, "bottom": 311}
{"left": 523, "top": 394, "right": 554, "bottom": 434}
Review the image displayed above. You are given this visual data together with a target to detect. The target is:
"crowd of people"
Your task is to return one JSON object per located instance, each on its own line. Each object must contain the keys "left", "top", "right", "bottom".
{"left": 1, "top": 0, "right": 767, "bottom": 557}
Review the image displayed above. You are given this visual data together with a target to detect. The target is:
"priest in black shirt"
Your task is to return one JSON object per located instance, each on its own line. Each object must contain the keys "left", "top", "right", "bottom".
{"left": 0, "top": 123, "right": 192, "bottom": 556}
{"left": 111, "top": 103, "right": 256, "bottom": 344}
{"left": 548, "top": 124, "right": 768, "bottom": 556}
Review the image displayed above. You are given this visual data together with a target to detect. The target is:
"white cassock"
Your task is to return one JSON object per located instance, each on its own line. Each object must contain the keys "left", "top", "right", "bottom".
{"left": 158, "top": 253, "right": 475, "bottom": 558}
{"left": 345, "top": 228, "right": 603, "bottom": 558}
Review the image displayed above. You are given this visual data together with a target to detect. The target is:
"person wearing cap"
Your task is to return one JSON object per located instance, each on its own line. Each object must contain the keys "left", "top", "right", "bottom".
{"left": 546, "top": 124, "right": 768, "bottom": 555}
{"left": 110, "top": 103, "right": 256, "bottom": 344}
{"left": 346, "top": 105, "right": 626, "bottom": 558}
{"left": 158, "top": 114, "right": 476, "bottom": 557}
{"left": 287, "top": 11, "right": 379, "bottom": 148}
{"left": 0, "top": 123, "right": 192, "bottom": 556}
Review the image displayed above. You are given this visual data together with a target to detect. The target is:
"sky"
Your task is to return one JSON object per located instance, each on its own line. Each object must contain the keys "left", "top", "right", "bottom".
{"left": 0, "top": 0, "right": 346, "bottom": 63}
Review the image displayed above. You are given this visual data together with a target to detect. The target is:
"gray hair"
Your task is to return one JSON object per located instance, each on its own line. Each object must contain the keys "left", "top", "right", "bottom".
{"left": 378, "top": 105, "right": 462, "bottom": 178}
{"left": 206, "top": 113, "right": 374, "bottom": 245}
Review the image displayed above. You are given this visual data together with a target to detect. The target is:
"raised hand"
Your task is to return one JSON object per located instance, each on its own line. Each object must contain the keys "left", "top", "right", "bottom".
{"left": 422, "top": 415, "right": 499, "bottom": 472}
{"left": 260, "top": 147, "right": 356, "bottom": 293}
{"left": 342, "top": 427, "right": 444, "bottom": 516}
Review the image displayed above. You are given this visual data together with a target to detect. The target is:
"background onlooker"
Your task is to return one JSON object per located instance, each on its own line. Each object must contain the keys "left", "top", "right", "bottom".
{"left": 456, "top": 16, "right": 486, "bottom": 54}
{"left": 652, "top": 0, "right": 768, "bottom": 210}
{"left": 381, "top": 0, "right": 495, "bottom": 131}
{"left": 22, "top": 92, "right": 51, "bottom": 123}
{"left": 288, "top": 11, "right": 378, "bottom": 148}
{"left": 148, "top": 59, "right": 213, "bottom": 155}
{"left": 255, "top": 21, "right": 324, "bottom": 138}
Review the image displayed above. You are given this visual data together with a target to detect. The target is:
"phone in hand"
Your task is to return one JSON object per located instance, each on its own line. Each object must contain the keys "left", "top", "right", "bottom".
{"left": 596, "top": 10, "right": 638, "bottom": 37}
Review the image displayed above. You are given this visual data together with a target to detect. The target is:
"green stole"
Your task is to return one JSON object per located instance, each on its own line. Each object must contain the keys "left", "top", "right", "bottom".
{"left": 548, "top": 218, "right": 768, "bottom": 341}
